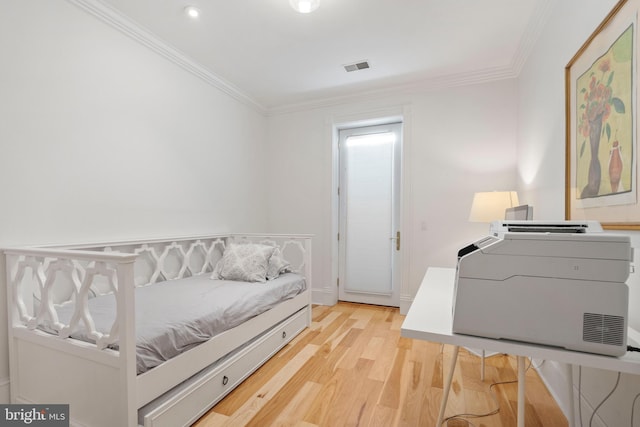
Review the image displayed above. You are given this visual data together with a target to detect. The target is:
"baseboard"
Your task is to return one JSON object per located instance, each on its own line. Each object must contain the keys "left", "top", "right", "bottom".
{"left": 399, "top": 296, "right": 412, "bottom": 315}
{"left": 0, "top": 377, "right": 9, "bottom": 404}
{"left": 311, "top": 287, "right": 337, "bottom": 306}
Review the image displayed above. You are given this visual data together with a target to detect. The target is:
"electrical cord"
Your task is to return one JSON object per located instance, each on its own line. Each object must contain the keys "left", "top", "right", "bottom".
{"left": 631, "top": 392, "right": 640, "bottom": 427}
{"left": 440, "top": 353, "right": 533, "bottom": 426}
{"left": 579, "top": 367, "right": 622, "bottom": 427}
{"left": 440, "top": 344, "right": 635, "bottom": 427}
{"left": 441, "top": 380, "right": 505, "bottom": 425}
{"left": 625, "top": 343, "right": 639, "bottom": 426}
{"left": 588, "top": 371, "right": 620, "bottom": 426}
{"left": 531, "top": 358, "right": 545, "bottom": 370}
{"left": 441, "top": 344, "right": 636, "bottom": 427}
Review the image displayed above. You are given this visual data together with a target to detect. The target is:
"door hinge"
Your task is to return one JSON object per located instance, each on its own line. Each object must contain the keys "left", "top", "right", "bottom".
{"left": 337, "top": 186, "right": 340, "bottom": 196}
{"left": 396, "top": 231, "right": 400, "bottom": 251}
{"left": 337, "top": 278, "right": 340, "bottom": 287}
{"left": 337, "top": 233, "right": 340, "bottom": 241}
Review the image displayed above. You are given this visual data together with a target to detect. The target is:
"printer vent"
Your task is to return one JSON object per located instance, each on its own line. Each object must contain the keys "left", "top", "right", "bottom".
{"left": 583, "top": 313, "right": 625, "bottom": 346}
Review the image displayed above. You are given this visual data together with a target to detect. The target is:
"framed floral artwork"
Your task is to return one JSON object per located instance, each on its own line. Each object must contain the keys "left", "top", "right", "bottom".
{"left": 565, "top": 0, "right": 640, "bottom": 229}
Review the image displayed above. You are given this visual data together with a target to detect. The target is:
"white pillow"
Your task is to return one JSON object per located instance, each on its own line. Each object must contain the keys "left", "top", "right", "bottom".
{"left": 267, "top": 247, "right": 291, "bottom": 280}
{"left": 211, "top": 243, "right": 276, "bottom": 282}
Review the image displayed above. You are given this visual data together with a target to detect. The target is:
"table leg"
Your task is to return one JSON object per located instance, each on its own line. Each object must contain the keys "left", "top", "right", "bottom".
{"left": 565, "top": 364, "right": 576, "bottom": 427}
{"left": 517, "top": 356, "right": 526, "bottom": 427}
{"left": 436, "top": 345, "right": 459, "bottom": 427}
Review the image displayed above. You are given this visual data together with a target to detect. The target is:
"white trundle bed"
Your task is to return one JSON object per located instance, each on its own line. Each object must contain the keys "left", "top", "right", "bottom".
{"left": 4, "top": 233, "right": 312, "bottom": 427}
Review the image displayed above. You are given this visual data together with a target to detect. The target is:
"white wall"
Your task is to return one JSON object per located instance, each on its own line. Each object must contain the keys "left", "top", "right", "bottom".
{"left": 517, "top": 0, "right": 640, "bottom": 425}
{"left": 267, "top": 79, "right": 518, "bottom": 309}
{"left": 3, "top": 0, "right": 634, "bottom": 423}
{"left": 0, "top": 0, "right": 268, "bottom": 402}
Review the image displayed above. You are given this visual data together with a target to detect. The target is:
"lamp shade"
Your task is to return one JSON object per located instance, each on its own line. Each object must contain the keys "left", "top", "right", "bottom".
{"left": 290, "top": 0, "right": 320, "bottom": 13}
{"left": 468, "top": 191, "right": 519, "bottom": 222}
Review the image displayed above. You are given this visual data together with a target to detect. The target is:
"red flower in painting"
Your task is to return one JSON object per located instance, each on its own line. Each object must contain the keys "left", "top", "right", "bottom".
{"left": 577, "top": 57, "right": 624, "bottom": 141}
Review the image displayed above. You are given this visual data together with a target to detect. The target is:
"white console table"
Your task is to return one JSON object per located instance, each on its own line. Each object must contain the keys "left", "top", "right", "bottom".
{"left": 401, "top": 267, "right": 640, "bottom": 427}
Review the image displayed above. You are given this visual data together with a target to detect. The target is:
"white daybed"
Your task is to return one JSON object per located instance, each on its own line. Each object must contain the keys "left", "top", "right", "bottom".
{"left": 4, "top": 233, "right": 312, "bottom": 427}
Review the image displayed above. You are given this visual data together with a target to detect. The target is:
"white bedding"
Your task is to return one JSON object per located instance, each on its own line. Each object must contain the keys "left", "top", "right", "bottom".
{"left": 53, "top": 273, "right": 306, "bottom": 374}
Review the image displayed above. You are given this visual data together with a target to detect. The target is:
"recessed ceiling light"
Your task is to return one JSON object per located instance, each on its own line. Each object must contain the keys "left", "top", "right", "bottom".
{"left": 184, "top": 6, "right": 201, "bottom": 18}
{"left": 289, "top": 0, "right": 320, "bottom": 14}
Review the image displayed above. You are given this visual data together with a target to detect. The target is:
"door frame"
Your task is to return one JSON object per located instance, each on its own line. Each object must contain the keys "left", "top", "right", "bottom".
{"left": 329, "top": 108, "right": 411, "bottom": 311}
{"left": 337, "top": 123, "right": 402, "bottom": 306}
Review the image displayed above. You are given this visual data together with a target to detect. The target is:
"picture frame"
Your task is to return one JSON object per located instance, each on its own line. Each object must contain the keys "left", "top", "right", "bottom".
{"left": 565, "top": 0, "right": 640, "bottom": 229}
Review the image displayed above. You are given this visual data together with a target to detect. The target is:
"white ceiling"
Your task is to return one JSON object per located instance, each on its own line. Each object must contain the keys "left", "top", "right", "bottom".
{"left": 96, "top": 0, "right": 548, "bottom": 111}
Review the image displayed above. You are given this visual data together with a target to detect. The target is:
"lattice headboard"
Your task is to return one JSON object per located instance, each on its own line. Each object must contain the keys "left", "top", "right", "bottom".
{"left": 5, "top": 234, "right": 311, "bottom": 349}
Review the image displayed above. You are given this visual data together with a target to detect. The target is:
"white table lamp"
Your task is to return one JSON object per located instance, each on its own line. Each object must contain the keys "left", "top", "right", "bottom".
{"left": 469, "top": 191, "right": 519, "bottom": 222}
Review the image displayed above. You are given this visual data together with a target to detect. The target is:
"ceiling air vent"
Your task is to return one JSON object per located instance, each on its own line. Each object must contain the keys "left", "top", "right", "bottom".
{"left": 344, "top": 61, "right": 370, "bottom": 72}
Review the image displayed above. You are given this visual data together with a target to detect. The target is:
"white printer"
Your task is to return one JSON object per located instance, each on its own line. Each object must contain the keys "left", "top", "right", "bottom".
{"left": 452, "top": 221, "right": 632, "bottom": 356}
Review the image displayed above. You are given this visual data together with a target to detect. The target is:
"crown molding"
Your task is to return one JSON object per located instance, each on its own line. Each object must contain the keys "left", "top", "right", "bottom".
{"left": 268, "top": 0, "right": 555, "bottom": 116}
{"left": 68, "top": 0, "right": 553, "bottom": 117}
{"left": 67, "top": 0, "right": 267, "bottom": 115}
{"left": 510, "top": 0, "right": 556, "bottom": 75}
{"left": 267, "top": 65, "right": 518, "bottom": 116}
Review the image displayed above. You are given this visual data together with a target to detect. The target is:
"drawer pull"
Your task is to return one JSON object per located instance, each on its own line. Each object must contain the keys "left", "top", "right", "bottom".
{"left": 282, "top": 331, "right": 287, "bottom": 339}
{"left": 222, "top": 376, "right": 229, "bottom": 386}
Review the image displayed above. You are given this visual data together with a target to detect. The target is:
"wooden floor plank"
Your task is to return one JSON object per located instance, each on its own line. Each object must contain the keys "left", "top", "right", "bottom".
{"left": 301, "top": 369, "right": 341, "bottom": 425}
{"left": 250, "top": 381, "right": 322, "bottom": 427}
{"left": 192, "top": 411, "right": 229, "bottom": 427}
{"left": 322, "top": 360, "right": 375, "bottom": 426}
{"left": 344, "top": 374, "right": 384, "bottom": 426}
{"left": 195, "top": 344, "right": 317, "bottom": 427}
{"left": 369, "top": 404, "right": 397, "bottom": 427}
{"left": 212, "top": 330, "right": 321, "bottom": 415}
{"left": 196, "top": 302, "right": 568, "bottom": 427}
{"left": 378, "top": 348, "right": 407, "bottom": 409}
{"left": 368, "top": 330, "right": 401, "bottom": 382}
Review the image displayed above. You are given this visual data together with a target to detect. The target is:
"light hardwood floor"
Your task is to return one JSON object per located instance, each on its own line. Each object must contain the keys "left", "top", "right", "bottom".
{"left": 194, "top": 302, "right": 568, "bottom": 427}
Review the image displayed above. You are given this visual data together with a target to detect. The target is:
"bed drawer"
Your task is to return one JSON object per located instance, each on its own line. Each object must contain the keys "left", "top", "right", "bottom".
{"left": 139, "top": 305, "right": 309, "bottom": 427}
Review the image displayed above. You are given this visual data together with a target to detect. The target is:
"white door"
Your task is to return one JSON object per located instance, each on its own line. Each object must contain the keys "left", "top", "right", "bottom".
{"left": 338, "top": 123, "right": 401, "bottom": 307}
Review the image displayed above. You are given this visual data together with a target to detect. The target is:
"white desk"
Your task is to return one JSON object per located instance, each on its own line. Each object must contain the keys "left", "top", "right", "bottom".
{"left": 401, "top": 267, "right": 640, "bottom": 427}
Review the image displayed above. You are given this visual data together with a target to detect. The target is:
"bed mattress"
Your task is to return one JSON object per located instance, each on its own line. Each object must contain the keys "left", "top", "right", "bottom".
{"left": 52, "top": 273, "right": 306, "bottom": 374}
